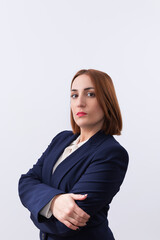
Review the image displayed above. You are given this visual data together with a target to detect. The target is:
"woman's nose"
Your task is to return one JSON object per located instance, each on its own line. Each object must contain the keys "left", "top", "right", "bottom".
{"left": 77, "top": 95, "right": 86, "bottom": 107}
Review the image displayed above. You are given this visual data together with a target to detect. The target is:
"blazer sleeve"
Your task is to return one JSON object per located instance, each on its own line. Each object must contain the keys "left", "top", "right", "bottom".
{"left": 71, "top": 145, "right": 129, "bottom": 213}
{"left": 18, "top": 132, "right": 65, "bottom": 221}
{"left": 32, "top": 144, "right": 129, "bottom": 237}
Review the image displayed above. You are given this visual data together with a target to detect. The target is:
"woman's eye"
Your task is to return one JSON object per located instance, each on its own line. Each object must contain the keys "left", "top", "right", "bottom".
{"left": 71, "top": 94, "right": 78, "bottom": 99}
{"left": 87, "top": 92, "right": 95, "bottom": 97}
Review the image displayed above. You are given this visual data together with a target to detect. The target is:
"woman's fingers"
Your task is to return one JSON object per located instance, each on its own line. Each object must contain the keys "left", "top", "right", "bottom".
{"left": 70, "top": 193, "right": 90, "bottom": 220}
{"left": 68, "top": 217, "right": 87, "bottom": 227}
{"left": 61, "top": 214, "right": 87, "bottom": 230}
{"left": 70, "top": 193, "right": 88, "bottom": 200}
{"left": 63, "top": 220, "right": 79, "bottom": 231}
{"left": 50, "top": 193, "right": 90, "bottom": 230}
{"left": 73, "top": 202, "right": 90, "bottom": 221}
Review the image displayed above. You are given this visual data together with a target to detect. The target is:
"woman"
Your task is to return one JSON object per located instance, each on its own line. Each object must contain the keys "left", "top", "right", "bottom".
{"left": 18, "top": 69, "right": 129, "bottom": 240}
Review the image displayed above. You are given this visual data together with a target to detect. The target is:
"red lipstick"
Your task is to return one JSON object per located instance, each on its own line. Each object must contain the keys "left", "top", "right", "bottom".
{"left": 76, "top": 112, "right": 87, "bottom": 117}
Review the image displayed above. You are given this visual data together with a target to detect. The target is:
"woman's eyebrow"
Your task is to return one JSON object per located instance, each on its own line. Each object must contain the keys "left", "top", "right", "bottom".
{"left": 71, "top": 87, "right": 95, "bottom": 91}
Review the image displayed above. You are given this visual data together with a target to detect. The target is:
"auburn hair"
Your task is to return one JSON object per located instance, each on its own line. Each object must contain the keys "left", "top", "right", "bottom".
{"left": 70, "top": 69, "right": 122, "bottom": 135}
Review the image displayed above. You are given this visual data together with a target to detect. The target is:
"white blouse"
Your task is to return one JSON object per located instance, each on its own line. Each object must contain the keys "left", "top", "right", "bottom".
{"left": 52, "top": 136, "right": 88, "bottom": 173}
{"left": 40, "top": 135, "right": 89, "bottom": 218}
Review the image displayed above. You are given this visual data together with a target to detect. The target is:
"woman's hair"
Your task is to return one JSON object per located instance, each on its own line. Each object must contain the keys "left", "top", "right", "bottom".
{"left": 70, "top": 69, "right": 122, "bottom": 135}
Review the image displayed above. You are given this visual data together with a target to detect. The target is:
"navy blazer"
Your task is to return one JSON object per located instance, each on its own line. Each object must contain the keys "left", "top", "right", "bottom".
{"left": 18, "top": 130, "right": 129, "bottom": 240}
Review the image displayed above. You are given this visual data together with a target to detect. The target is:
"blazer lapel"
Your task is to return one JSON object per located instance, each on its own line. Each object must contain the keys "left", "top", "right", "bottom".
{"left": 50, "top": 130, "right": 111, "bottom": 189}
{"left": 42, "top": 133, "right": 78, "bottom": 185}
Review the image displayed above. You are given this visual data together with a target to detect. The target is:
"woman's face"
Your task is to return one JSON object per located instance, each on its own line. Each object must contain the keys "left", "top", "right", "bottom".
{"left": 70, "top": 74, "right": 104, "bottom": 132}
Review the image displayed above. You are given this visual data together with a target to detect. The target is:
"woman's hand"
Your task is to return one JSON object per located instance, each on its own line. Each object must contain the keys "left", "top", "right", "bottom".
{"left": 50, "top": 193, "right": 90, "bottom": 230}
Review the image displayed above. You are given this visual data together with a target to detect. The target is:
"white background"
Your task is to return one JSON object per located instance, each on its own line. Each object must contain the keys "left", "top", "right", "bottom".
{"left": 0, "top": 0, "right": 160, "bottom": 239}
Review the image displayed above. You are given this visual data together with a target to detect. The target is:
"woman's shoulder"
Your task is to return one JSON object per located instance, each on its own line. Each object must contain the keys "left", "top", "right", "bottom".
{"left": 55, "top": 130, "right": 74, "bottom": 137}
{"left": 52, "top": 130, "right": 74, "bottom": 141}
{"left": 45, "top": 130, "right": 74, "bottom": 152}
{"left": 96, "top": 134, "right": 129, "bottom": 160}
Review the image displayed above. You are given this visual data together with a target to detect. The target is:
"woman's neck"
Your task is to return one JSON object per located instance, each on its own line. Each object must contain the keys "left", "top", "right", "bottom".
{"left": 79, "top": 127, "right": 102, "bottom": 143}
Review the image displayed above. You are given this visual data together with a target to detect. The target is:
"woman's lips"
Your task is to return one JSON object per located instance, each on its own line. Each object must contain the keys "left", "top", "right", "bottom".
{"left": 76, "top": 112, "right": 87, "bottom": 117}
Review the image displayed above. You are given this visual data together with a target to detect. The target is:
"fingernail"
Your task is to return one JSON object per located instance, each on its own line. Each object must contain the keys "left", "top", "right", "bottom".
{"left": 80, "top": 194, "right": 87, "bottom": 198}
